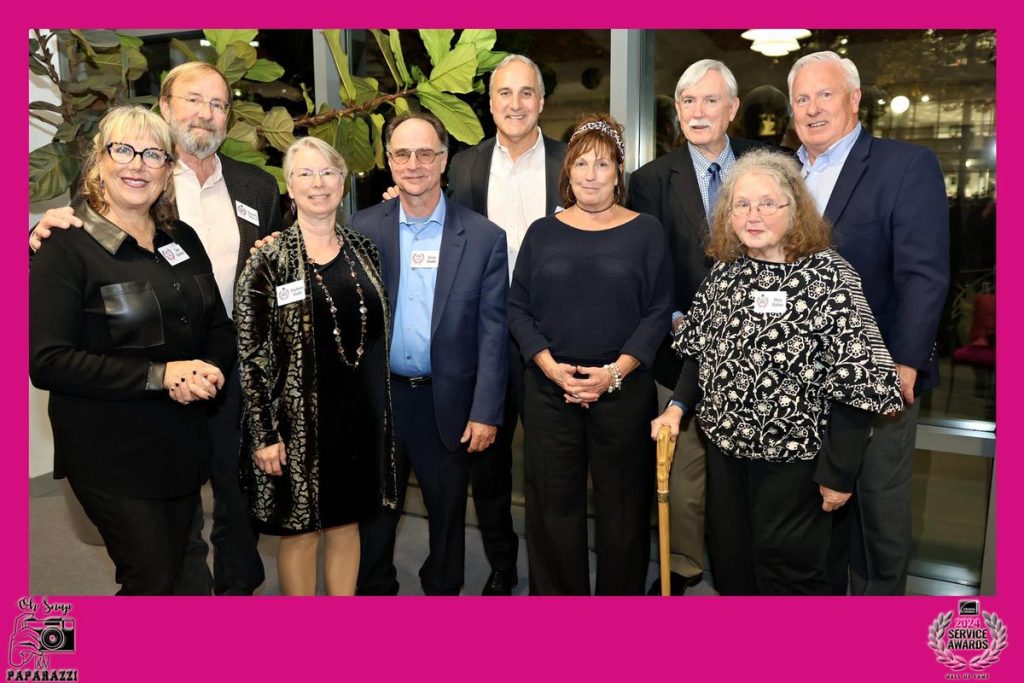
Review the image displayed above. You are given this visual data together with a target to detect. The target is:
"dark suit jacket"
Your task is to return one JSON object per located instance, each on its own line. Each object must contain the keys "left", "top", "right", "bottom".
{"left": 351, "top": 197, "right": 509, "bottom": 452}
{"left": 825, "top": 129, "right": 949, "bottom": 393}
{"left": 218, "top": 153, "right": 283, "bottom": 281}
{"left": 628, "top": 137, "right": 764, "bottom": 388}
{"left": 447, "top": 134, "right": 567, "bottom": 215}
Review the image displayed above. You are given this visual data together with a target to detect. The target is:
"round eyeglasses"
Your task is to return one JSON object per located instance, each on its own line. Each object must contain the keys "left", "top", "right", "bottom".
{"left": 732, "top": 199, "right": 791, "bottom": 217}
{"left": 387, "top": 148, "right": 446, "bottom": 165}
{"left": 105, "top": 142, "right": 172, "bottom": 169}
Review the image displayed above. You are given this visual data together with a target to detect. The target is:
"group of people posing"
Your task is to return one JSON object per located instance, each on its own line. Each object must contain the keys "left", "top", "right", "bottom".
{"left": 29, "top": 48, "right": 948, "bottom": 597}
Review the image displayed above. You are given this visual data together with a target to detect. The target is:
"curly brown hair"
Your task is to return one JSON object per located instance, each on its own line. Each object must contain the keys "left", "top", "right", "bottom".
{"left": 706, "top": 149, "right": 831, "bottom": 263}
{"left": 82, "top": 106, "right": 177, "bottom": 225}
{"left": 559, "top": 113, "right": 626, "bottom": 208}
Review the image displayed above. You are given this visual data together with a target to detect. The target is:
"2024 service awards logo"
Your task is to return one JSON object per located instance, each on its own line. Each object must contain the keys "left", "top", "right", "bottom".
{"left": 928, "top": 599, "right": 1008, "bottom": 678}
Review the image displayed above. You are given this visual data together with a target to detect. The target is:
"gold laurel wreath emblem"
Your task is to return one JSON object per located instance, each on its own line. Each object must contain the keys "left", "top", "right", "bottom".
{"left": 928, "top": 611, "right": 967, "bottom": 671}
{"left": 968, "top": 612, "right": 1008, "bottom": 670}
{"left": 928, "top": 610, "right": 1009, "bottom": 672}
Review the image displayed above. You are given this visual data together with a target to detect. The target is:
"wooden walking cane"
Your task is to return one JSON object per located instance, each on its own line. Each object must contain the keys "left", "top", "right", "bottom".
{"left": 656, "top": 425, "right": 674, "bottom": 596}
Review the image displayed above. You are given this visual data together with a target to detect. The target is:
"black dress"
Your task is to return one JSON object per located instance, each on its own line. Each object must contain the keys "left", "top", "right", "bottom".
{"left": 257, "top": 247, "right": 385, "bottom": 535}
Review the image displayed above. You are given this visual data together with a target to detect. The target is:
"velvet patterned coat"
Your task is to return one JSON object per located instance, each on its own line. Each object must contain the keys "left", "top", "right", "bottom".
{"left": 235, "top": 224, "right": 398, "bottom": 531}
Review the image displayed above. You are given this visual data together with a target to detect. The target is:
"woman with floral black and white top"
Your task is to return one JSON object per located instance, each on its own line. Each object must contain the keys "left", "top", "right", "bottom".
{"left": 650, "top": 150, "right": 903, "bottom": 595}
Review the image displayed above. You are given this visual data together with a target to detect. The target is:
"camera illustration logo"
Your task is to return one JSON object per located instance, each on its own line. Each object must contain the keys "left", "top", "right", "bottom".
{"left": 7, "top": 597, "right": 77, "bottom": 674}
{"left": 928, "top": 599, "right": 1008, "bottom": 675}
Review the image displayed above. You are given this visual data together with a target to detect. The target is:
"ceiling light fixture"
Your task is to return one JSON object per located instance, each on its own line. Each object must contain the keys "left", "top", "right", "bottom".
{"left": 741, "top": 29, "right": 812, "bottom": 57}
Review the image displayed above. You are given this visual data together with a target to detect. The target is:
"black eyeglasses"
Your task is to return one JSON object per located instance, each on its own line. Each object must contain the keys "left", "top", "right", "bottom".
{"left": 105, "top": 143, "right": 172, "bottom": 169}
{"left": 387, "top": 148, "right": 446, "bottom": 165}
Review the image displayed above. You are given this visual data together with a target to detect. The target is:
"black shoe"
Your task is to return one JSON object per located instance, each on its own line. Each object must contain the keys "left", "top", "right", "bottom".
{"left": 482, "top": 569, "right": 518, "bottom": 596}
{"left": 647, "top": 571, "right": 702, "bottom": 596}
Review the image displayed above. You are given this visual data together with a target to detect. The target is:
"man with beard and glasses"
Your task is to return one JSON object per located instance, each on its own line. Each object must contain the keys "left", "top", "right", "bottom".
{"left": 628, "top": 59, "right": 766, "bottom": 596}
{"left": 30, "top": 61, "right": 282, "bottom": 596}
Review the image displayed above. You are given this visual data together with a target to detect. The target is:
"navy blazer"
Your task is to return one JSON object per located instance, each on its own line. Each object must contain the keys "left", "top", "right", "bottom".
{"left": 351, "top": 197, "right": 509, "bottom": 451}
{"left": 447, "top": 134, "right": 567, "bottom": 216}
{"left": 826, "top": 129, "right": 950, "bottom": 393}
{"left": 628, "top": 136, "right": 765, "bottom": 388}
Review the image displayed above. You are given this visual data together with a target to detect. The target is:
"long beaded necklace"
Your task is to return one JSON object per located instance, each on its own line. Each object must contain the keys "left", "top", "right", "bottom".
{"left": 307, "top": 235, "right": 368, "bottom": 369}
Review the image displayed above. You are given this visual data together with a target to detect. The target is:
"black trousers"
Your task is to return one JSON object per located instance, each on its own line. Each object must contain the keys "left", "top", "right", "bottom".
{"left": 68, "top": 478, "right": 199, "bottom": 596}
{"left": 705, "top": 443, "right": 831, "bottom": 596}
{"left": 358, "top": 380, "right": 472, "bottom": 595}
{"left": 523, "top": 366, "right": 655, "bottom": 596}
{"left": 176, "top": 367, "right": 265, "bottom": 595}
{"left": 468, "top": 340, "right": 522, "bottom": 575}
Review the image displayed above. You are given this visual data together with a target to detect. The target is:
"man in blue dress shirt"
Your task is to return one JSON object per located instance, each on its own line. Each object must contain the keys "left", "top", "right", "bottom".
{"left": 353, "top": 112, "right": 509, "bottom": 595}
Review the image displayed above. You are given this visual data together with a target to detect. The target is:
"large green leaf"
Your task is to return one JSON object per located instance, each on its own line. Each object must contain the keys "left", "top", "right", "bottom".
{"left": 455, "top": 29, "right": 496, "bottom": 54}
{"left": 219, "top": 138, "right": 267, "bottom": 166}
{"left": 351, "top": 75, "right": 379, "bottom": 105}
{"left": 231, "top": 101, "right": 265, "bottom": 126}
{"left": 418, "top": 29, "right": 454, "bottom": 67}
{"left": 227, "top": 121, "right": 259, "bottom": 147}
{"left": 29, "top": 101, "right": 62, "bottom": 113}
{"left": 204, "top": 29, "right": 258, "bottom": 54}
{"left": 476, "top": 50, "right": 509, "bottom": 75}
{"left": 392, "top": 97, "right": 410, "bottom": 115}
{"left": 428, "top": 43, "right": 477, "bottom": 94}
{"left": 370, "top": 113, "right": 385, "bottom": 168}
{"left": 121, "top": 45, "right": 148, "bottom": 83}
{"left": 300, "top": 83, "right": 315, "bottom": 115}
{"left": 309, "top": 119, "right": 338, "bottom": 146}
{"left": 217, "top": 42, "right": 257, "bottom": 85}
{"left": 370, "top": 29, "right": 402, "bottom": 87}
{"left": 118, "top": 34, "right": 144, "bottom": 50}
{"left": 262, "top": 106, "right": 296, "bottom": 152}
{"left": 388, "top": 29, "right": 412, "bottom": 86}
{"left": 415, "top": 82, "right": 484, "bottom": 144}
{"left": 245, "top": 59, "right": 285, "bottom": 83}
{"left": 53, "top": 120, "right": 81, "bottom": 143}
{"left": 29, "top": 56, "right": 49, "bottom": 77}
{"left": 170, "top": 37, "right": 197, "bottom": 62}
{"left": 29, "top": 142, "right": 78, "bottom": 202}
{"left": 335, "top": 117, "right": 375, "bottom": 175}
{"left": 323, "top": 29, "right": 356, "bottom": 105}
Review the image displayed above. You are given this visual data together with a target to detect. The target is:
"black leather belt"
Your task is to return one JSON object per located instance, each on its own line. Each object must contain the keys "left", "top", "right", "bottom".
{"left": 391, "top": 373, "right": 432, "bottom": 387}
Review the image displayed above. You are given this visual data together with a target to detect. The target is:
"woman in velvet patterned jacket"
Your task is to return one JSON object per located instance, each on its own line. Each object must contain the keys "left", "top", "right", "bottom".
{"left": 235, "top": 137, "right": 397, "bottom": 596}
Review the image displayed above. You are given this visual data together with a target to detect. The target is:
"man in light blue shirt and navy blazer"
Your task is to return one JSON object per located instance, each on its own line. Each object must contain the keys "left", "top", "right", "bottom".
{"left": 353, "top": 112, "right": 509, "bottom": 595}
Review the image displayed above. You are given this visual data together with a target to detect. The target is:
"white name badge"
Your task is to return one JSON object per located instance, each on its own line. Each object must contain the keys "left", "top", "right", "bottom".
{"left": 410, "top": 250, "right": 440, "bottom": 269}
{"left": 753, "top": 290, "right": 787, "bottom": 314}
{"left": 236, "top": 201, "right": 260, "bottom": 226}
{"left": 157, "top": 242, "right": 190, "bottom": 265}
{"left": 276, "top": 280, "right": 306, "bottom": 306}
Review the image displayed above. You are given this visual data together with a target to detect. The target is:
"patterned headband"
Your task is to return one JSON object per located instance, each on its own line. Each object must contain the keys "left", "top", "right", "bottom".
{"left": 570, "top": 120, "right": 625, "bottom": 160}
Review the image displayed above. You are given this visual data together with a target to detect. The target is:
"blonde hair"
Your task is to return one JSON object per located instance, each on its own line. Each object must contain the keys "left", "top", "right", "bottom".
{"left": 82, "top": 105, "right": 177, "bottom": 224}
{"left": 706, "top": 149, "right": 831, "bottom": 263}
{"left": 160, "top": 61, "right": 231, "bottom": 101}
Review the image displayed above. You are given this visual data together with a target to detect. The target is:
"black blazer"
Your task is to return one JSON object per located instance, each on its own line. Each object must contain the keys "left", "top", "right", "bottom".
{"left": 218, "top": 153, "right": 284, "bottom": 281}
{"left": 628, "top": 137, "right": 765, "bottom": 387}
{"left": 825, "top": 129, "right": 949, "bottom": 393}
{"left": 447, "top": 134, "right": 567, "bottom": 216}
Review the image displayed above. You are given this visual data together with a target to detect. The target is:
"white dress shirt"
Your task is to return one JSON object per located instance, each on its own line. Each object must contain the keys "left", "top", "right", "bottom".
{"left": 486, "top": 129, "right": 547, "bottom": 280}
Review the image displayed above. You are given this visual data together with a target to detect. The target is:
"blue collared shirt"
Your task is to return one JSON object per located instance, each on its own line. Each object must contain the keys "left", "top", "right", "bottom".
{"left": 389, "top": 196, "right": 447, "bottom": 376}
{"left": 688, "top": 138, "right": 737, "bottom": 220}
{"left": 797, "top": 123, "right": 862, "bottom": 214}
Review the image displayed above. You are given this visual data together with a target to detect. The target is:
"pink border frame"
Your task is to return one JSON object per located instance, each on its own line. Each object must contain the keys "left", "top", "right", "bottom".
{"left": 9, "top": 5, "right": 1018, "bottom": 680}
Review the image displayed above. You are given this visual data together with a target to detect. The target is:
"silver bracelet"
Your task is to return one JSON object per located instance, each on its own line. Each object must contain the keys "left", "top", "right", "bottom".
{"left": 604, "top": 363, "right": 622, "bottom": 393}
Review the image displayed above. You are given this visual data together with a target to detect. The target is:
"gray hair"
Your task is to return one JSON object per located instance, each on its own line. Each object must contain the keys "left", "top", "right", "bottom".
{"left": 787, "top": 51, "right": 861, "bottom": 97}
{"left": 488, "top": 53, "right": 546, "bottom": 98}
{"left": 283, "top": 136, "right": 349, "bottom": 183}
{"left": 674, "top": 59, "right": 738, "bottom": 101}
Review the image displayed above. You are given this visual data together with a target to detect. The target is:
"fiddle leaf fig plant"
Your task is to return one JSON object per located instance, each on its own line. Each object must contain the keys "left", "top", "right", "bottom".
{"left": 29, "top": 28, "right": 507, "bottom": 201}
